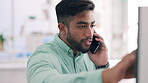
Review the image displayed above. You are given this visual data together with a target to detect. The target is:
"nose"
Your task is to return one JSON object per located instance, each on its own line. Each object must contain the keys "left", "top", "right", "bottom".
{"left": 85, "top": 27, "right": 94, "bottom": 38}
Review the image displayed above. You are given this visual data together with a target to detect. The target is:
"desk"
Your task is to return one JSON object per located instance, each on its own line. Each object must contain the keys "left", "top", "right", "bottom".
{"left": 0, "top": 59, "right": 27, "bottom": 83}
{"left": 0, "top": 59, "right": 135, "bottom": 83}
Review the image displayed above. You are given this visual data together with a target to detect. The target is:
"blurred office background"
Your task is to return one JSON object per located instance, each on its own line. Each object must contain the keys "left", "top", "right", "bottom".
{"left": 0, "top": 0, "right": 147, "bottom": 83}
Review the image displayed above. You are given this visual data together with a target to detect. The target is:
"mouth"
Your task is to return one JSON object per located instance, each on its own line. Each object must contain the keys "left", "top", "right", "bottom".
{"left": 84, "top": 39, "right": 92, "bottom": 46}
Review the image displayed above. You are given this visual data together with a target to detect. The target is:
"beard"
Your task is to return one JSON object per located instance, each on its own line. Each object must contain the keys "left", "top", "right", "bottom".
{"left": 66, "top": 31, "right": 90, "bottom": 53}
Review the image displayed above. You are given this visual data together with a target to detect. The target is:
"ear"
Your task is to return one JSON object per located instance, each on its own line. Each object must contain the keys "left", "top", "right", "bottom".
{"left": 58, "top": 23, "right": 67, "bottom": 35}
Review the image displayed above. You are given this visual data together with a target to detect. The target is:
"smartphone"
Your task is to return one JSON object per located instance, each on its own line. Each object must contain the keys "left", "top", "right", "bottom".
{"left": 90, "top": 36, "right": 101, "bottom": 54}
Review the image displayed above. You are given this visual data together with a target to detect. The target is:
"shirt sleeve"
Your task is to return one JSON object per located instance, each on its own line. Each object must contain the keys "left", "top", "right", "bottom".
{"left": 27, "top": 54, "right": 104, "bottom": 83}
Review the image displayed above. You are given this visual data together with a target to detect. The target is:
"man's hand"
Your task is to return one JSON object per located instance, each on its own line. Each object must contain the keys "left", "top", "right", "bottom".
{"left": 102, "top": 50, "right": 136, "bottom": 83}
{"left": 88, "top": 33, "right": 108, "bottom": 66}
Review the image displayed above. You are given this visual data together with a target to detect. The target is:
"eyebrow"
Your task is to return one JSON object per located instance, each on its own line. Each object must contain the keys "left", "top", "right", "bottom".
{"left": 76, "top": 21, "right": 95, "bottom": 24}
{"left": 92, "top": 21, "right": 95, "bottom": 24}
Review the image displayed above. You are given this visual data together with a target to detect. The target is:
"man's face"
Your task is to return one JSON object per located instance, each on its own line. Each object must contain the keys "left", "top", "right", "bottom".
{"left": 66, "top": 11, "right": 95, "bottom": 53}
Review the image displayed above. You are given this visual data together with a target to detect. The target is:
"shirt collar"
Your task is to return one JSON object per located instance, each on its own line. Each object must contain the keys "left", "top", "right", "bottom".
{"left": 54, "top": 33, "right": 83, "bottom": 58}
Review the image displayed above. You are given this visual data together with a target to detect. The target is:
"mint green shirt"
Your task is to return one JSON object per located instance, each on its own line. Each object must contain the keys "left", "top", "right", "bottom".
{"left": 27, "top": 33, "right": 104, "bottom": 83}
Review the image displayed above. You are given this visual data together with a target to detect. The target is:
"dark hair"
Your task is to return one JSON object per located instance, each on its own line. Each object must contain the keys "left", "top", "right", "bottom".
{"left": 55, "top": 0, "right": 95, "bottom": 27}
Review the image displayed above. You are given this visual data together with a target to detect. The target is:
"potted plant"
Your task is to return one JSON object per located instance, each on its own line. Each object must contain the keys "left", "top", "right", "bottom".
{"left": 0, "top": 34, "right": 4, "bottom": 51}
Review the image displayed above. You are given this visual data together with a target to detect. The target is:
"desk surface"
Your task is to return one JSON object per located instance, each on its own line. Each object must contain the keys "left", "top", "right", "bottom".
{"left": 0, "top": 58, "right": 27, "bottom": 69}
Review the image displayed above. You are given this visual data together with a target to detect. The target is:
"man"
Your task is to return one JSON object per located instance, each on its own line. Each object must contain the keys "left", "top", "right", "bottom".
{"left": 27, "top": 0, "right": 136, "bottom": 83}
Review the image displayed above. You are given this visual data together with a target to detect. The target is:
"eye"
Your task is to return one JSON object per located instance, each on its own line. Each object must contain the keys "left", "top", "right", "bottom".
{"left": 91, "top": 25, "right": 95, "bottom": 28}
{"left": 78, "top": 25, "right": 86, "bottom": 29}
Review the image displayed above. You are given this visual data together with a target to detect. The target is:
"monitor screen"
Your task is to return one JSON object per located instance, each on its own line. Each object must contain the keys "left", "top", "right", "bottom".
{"left": 137, "top": 7, "right": 148, "bottom": 83}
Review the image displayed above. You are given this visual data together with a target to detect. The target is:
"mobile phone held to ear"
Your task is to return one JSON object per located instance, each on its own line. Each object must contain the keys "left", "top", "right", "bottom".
{"left": 90, "top": 36, "right": 101, "bottom": 54}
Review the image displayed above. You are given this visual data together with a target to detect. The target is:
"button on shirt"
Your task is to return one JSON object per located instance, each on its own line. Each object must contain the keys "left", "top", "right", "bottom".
{"left": 27, "top": 33, "right": 104, "bottom": 83}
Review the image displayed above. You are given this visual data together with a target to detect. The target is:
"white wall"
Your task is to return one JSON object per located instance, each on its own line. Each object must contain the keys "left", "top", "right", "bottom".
{"left": 13, "top": 0, "right": 46, "bottom": 35}
{"left": 0, "top": 0, "right": 12, "bottom": 35}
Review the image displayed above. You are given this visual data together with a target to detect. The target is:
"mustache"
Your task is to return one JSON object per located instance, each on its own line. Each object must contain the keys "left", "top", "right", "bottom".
{"left": 81, "top": 37, "right": 93, "bottom": 41}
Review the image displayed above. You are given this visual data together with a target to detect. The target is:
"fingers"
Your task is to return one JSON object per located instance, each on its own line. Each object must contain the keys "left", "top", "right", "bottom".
{"left": 117, "top": 50, "right": 136, "bottom": 69}
{"left": 120, "top": 50, "right": 136, "bottom": 78}
{"left": 113, "top": 50, "right": 136, "bottom": 79}
{"left": 93, "top": 32, "right": 104, "bottom": 44}
{"left": 122, "top": 50, "right": 136, "bottom": 66}
{"left": 95, "top": 38, "right": 103, "bottom": 44}
{"left": 103, "top": 50, "right": 136, "bottom": 82}
{"left": 93, "top": 33, "right": 107, "bottom": 49}
{"left": 93, "top": 33, "right": 104, "bottom": 40}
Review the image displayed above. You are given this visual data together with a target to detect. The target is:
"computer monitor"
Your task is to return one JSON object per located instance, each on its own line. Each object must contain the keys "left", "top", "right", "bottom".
{"left": 137, "top": 7, "right": 148, "bottom": 83}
